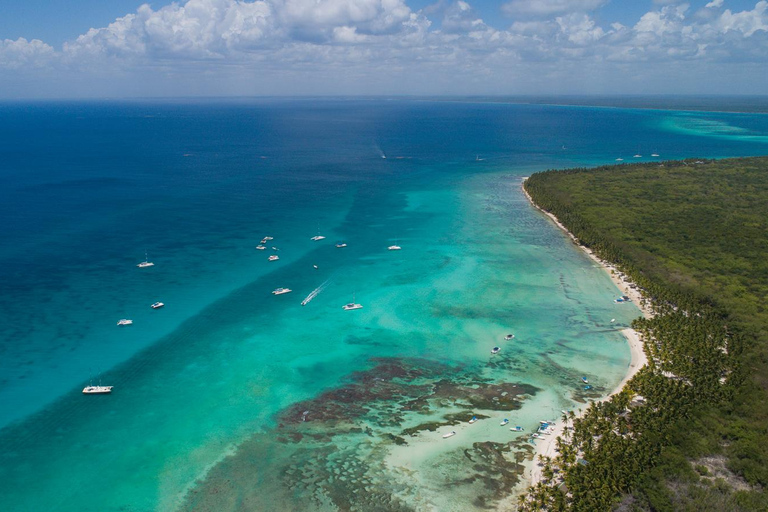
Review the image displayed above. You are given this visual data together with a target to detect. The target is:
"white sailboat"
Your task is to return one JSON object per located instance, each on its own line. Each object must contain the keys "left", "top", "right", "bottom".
{"left": 342, "top": 293, "right": 363, "bottom": 310}
{"left": 137, "top": 251, "right": 154, "bottom": 268}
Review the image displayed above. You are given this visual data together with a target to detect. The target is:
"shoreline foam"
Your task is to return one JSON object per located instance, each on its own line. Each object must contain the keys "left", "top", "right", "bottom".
{"left": 520, "top": 177, "right": 651, "bottom": 487}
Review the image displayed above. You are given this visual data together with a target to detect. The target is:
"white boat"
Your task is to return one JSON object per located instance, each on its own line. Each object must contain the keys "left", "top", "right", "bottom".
{"left": 442, "top": 431, "right": 456, "bottom": 439}
{"left": 343, "top": 302, "right": 363, "bottom": 311}
{"left": 117, "top": 319, "right": 133, "bottom": 326}
{"left": 387, "top": 245, "right": 401, "bottom": 251}
{"left": 651, "top": 153, "right": 660, "bottom": 157}
{"left": 581, "top": 376, "right": 589, "bottom": 384}
{"left": 468, "top": 416, "right": 478, "bottom": 424}
{"left": 504, "top": 334, "right": 515, "bottom": 341}
{"left": 151, "top": 302, "right": 164, "bottom": 309}
{"left": 491, "top": 346, "right": 500, "bottom": 354}
{"left": 272, "top": 288, "right": 292, "bottom": 295}
{"left": 255, "top": 245, "right": 266, "bottom": 250}
{"left": 137, "top": 251, "right": 154, "bottom": 268}
{"left": 500, "top": 419, "right": 509, "bottom": 426}
{"left": 268, "top": 255, "right": 279, "bottom": 261}
{"left": 311, "top": 235, "right": 326, "bottom": 241}
{"left": 335, "top": 242, "right": 347, "bottom": 248}
{"left": 313, "top": 265, "right": 318, "bottom": 269}
{"left": 510, "top": 426, "right": 524, "bottom": 432}
{"left": 633, "top": 154, "right": 642, "bottom": 158}
{"left": 83, "top": 385, "right": 113, "bottom": 394}
{"left": 615, "top": 158, "right": 624, "bottom": 161}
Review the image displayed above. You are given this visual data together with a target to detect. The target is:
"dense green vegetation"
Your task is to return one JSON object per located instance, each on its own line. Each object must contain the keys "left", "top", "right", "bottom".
{"left": 520, "top": 157, "right": 768, "bottom": 511}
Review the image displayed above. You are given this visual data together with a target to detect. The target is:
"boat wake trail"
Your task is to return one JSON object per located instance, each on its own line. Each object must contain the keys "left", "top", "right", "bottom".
{"left": 301, "top": 279, "right": 330, "bottom": 306}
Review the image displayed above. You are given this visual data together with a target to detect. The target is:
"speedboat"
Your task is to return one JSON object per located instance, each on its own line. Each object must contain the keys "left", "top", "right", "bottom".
{"left": 311, "top": 235, "right": 326, "bottom": 241}
{"left": 262, "top": 236, "right": 273, "bottom": 242}
{"left": 255, "top": 245, "right": 266, "bottom": 250}
{"left": 268, "top": 255, "right": 279, "bottom": 261}
{"left": 83, "top": 385, "right": 112, "bottom": 394}
{"left": 387, "top": 245, "right": 401, "bottom": 251}
{"left": 151, "top": 302, "right": 164, "bottom": 309}
{"left": 633, "top": 154, "right": 642, "bottom": 158}
{"left": 335, "top": 242, "right": 347, "bottom": 248}
{"left": 581, "top": 376, "right": 589, "bottom": 384}
{"left": 468, "top": 416, "right": 478, "bottom": 424}
{"left": 491, "top": 346, "right": 500, "bottom": 354}
{"left": 510, "top": 426, "right": 524, "bottom": 432}
{"left": 615, "top": 158, "right": 624, "bottom": 162}
{"left": 504, "top": 334, "right": 515, "bottom": 341}
{"left": 651, "top": 153, "right": 660, "bottom": 157}
{"left": 272, "top": 288, "right": 292, "bottom": 295}
{"left": 500, "top": 419, "right": 509, "bottom": 426}
{"left": 584, "top": 385, "right": 592, "bottom": 390}
{"left": 117, "top": 319, "right": 133, "bottom": 326}
{"left": 442, "top": 431, "right": 456, "bottom": 439}
{"left": 313, "top": 265, "right": 318, "bottom": 269}
{"left": 342, "top": 302, "right": 363, "bottom": 311}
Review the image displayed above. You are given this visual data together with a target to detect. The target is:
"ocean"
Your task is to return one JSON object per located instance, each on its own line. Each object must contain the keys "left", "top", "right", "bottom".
{"left": 1, "top": 98, "right": 767, "bottom": 511}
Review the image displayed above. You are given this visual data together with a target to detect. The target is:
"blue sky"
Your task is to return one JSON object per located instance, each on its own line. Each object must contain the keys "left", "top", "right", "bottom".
{"left": 0, "top": 0, "right": 766, "bottom": 98}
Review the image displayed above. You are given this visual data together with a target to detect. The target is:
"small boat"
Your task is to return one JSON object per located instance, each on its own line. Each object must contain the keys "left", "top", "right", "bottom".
{"left": 581, "top": 377, "right": 589, "bottom": 384}
{"left": 261, "top": 236, "right": 273, "bottom": 243}
{"left": 387, "top": 245, "right": 401, "bottom": 251}
{"left": 510, "top": 426, "right": 524, "bottom": 432}
{"left": 151, "top": 302, "right": 164, "bottom": 309}
{"left": 335, "top": 242, "right": 347, "bottom": 248}
{"left": 651, "top": 152, "right": 660, "bottom": 157}
{"left": 504, "top": 334, "right": 515, "bottom": 341}
{"left": 491, "top": 346, "right": 500, "bottom": 354}
{"left": 83, "top": 385, "right": 113, "bottom": 394}
{"left": 610, "top": 318, "right": 616, "bottom": 323}
{"left": 117, "top": 319, "right": 133, "bottom": 326}
{"left": 469, "top": 416, "right": 478, "bottom": 424}
{"left": 137, "top": 251, "right": 154, "bottom": 268}
{"left": 633, "top": 154, "right": 642, "bottom": 158}
{"left": 442, "top": 431, "right": 456, "bottom": 439}
{"left": 272, "top": 288, "right": 292, "bottom": 295}
{"left": 311, "top": 235, "right": 326, "bottom": 241}
{"left": 500, "top": 419, "right": 509, "bottom": 426}
{"left": 615, "top": 158, "right": 624, "bottom": 162}
{"left": 584, "top": 385, "right": 592, "bottom": 390}
{"left": 255, "top": 245, "right": 266, "bottom": 250}
{"left": 530, "top": 433, "right": 539, "bottom": 438}
{"left": 313, "top": 265, "right": 318, "bottom": 269}
{"left": 343, "top": 302, "right": 363, "bottom": 311}
{"left": 268, "top": 255, "right": 279, "bottom": 261}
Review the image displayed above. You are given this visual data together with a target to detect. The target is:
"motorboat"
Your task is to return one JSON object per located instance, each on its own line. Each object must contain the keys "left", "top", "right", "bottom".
{"left": 442, "top": 431, "right": 456, "bottom": 439}
{"left": 255, "top": 245, "right": 266, "bottom": 250}
{"left": 387, "top": 245, "right": 401, "bottom": 251}
{"left": 491, "top": 346, "right": 500, "bottom": 354}
{"left": 311, "top": 235, "right": 326, "bottom": 241}
{"left": 343, "top": 302, "right": 363, "bottom": 311}
{"left": 633, "top": 154, "right": 642, "bottom": 158}
{"left": 510, "top": 426, "right": 524, "bottom": 432}
{"left": 117, "top": 319, "right": 133, "bottom": 326}
{"left": 151, "top": 302, "right": 164, "bottom": 309}
{"left": 335, "top": 242, "right": 347, "bottom": 248}
{"left": 615, "top": 158, "right": 624, "bottom": 162}
{"left": 581, "top": 376, "right": 589, "bottom": 384}
{"left": 504, "top": 334, "right": 515, "bottom": 341}
{"left": 272, "top": 288, "right": 292, "bottom": 295}
{"left": 500, "top": 419, "right": 509, "bottom": 426}
{"left": 468, "top": 416, "right": 478, "bottom": 424}
{"left": 268, "top": 255, "right": 279, "bottom": 261}
{"left": 83, "top": 385, "right": 112, "bottom": 394}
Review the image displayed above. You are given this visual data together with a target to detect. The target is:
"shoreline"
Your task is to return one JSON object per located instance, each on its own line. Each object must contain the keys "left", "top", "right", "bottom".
{"left": 520, "top": 177, "right": 651, "bottom": 487}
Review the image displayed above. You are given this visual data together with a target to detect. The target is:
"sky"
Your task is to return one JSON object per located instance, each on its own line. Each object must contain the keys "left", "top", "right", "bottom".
{"left": 0, "top": 0, "right": 766, "bottom": 98}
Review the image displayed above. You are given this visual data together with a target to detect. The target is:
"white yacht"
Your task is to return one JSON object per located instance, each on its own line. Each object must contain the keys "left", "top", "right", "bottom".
{"left": 260, "top": 236, "right": 273, "bottom": 244}
{"left": 504, "top": 334, "right": 515, "bottom": 341}
{"left": 651, "top": 153, "right": 660, "bottom": 157}
{"left": 633, "top": 154, "right": 642, "bottom": 158}
{"left": 468, "top": 416, "right": 478, "bottom": 424}
{"left": 117, "top": 319, "right": 133, "bottom": 326}
{"left": 137, "top": 251, "right": 154, "bottom": 268}
{"left": 387, "top": 245, "right": 401, "bottom": 251}
{"left": 615, "top": 158, "right": 624, "bottom": 162}
{"left": 442, "top": 431, "right": 456, "bottom": 439}
{"left": 500, "top": 419, "right": 509, "bottom": 426}
{"left": 268, "top": 255, "right": 279, "bottom": 261}
{"left": 311, "top": 235, "right": 326, "bottom": 241}
{"left": 335, "top": 242, "right": 347, "bottom": 248}
{"left": 151, "top": 302, "right": 164, "bottom": 309}
{"left": 343, "top": 302, "right": 363, "bottom": 311}
{"left": 491, "top": 346, "right": 501, "bottom": 354}
{"left": 272, "top": 288, "right": 292, "bottom": 295}
{"left": 255, "top": 245, "right": 266, "bottom": 250}
{"left": 83, "top": 385, "right": 113, "bottom": 394}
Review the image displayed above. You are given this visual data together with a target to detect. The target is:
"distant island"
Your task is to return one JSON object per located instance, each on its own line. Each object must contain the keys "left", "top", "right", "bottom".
{"left": 520, "top": 156, "right": 768, "bottom": 511}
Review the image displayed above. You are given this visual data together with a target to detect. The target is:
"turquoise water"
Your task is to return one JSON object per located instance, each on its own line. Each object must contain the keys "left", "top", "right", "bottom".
{"left": 1, "top": 100, "right": 767, "bottom": 511}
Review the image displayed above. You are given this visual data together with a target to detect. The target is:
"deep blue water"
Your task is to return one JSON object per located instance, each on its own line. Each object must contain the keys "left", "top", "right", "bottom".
{"left": 0, "top": 99, "right": 767, "bottom": 511}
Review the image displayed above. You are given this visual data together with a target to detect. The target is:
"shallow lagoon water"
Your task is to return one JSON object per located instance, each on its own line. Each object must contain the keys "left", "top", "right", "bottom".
{"left": 1, "top": 99, "right": 767, "bottom": 511}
